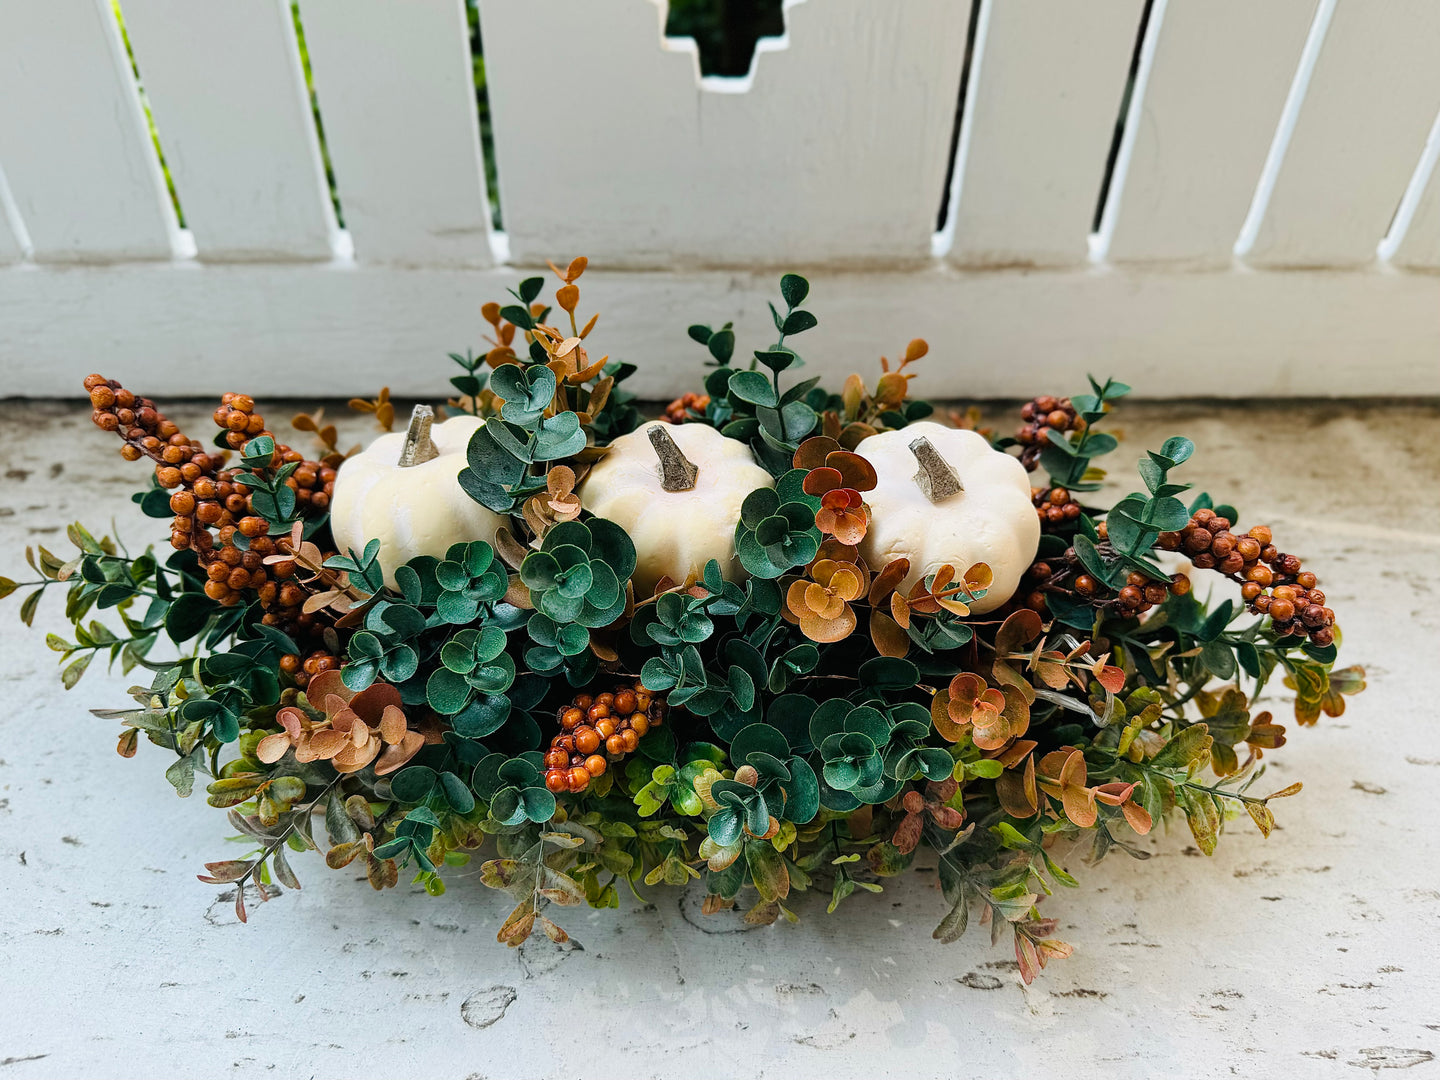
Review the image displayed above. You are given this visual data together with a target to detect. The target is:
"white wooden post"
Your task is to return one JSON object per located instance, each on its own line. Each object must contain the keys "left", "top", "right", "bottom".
{"left": 119, "top": 0, "right": 338, "bottom": 261}
{"left": 0, "top": 0, "right": 178, "bottom": 262}
{"left": 298, "top": 0, "right": 496, "bottom": 267}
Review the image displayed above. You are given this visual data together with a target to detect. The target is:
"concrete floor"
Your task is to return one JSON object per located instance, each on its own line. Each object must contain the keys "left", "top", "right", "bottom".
{"left": 2, "top": 399, "right": 1439, "bottom": 1078}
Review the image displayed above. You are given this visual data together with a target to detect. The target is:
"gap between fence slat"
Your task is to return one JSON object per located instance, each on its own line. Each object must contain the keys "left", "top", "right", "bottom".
{"left": 1100, "top": 0, "right": 1317, "bottom": 266}
{"left": 119, "top": 0, "right": 338, "bottom": 261}
{"left": 0, "top": 0, "right": 177, "bottom": 263}
{"left": 1244, "top": 0, "right": 1440, "bottom": 268}
{"left": 298, "top": 0, "right": 494, "bottom": 267}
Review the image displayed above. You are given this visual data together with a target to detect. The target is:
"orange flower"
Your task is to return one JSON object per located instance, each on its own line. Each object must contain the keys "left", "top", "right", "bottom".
{"left": 932, "top": 672, "right": 1029, "bottom": 750}
{"left": 257, "top": 670, "right": 423, "bottom": 776}
{"left": 795, "top": 439, "right": 878, "bottom": 545}
{"left": 785, "top": 559, "right": 869, "bottom": 643}
{"left": 815, "top": 488, "right": 869, "bottom": 545}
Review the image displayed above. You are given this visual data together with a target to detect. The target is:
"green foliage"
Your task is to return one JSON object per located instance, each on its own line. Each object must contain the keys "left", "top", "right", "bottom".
{"left": 1031, "top": 375, "right": 1130, "bottom": 492}
{"left": 472, "top": 753, "right": 556, "bottom": 826}
{"left": 3, "top": 271, "right": 1359, "bottom": 984}
{"left": 519, "top": 518, "right": 634, "bottom": 629}
{"left": 688, "top": 276, "right": 826, "bottom": 474}
{"left": 734, "top": 481, "right": 821, "bottom": 579}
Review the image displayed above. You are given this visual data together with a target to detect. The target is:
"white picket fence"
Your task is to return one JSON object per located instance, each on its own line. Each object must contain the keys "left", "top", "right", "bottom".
{"left": 0, "top": 0, "right": 1437, "bottom": 400}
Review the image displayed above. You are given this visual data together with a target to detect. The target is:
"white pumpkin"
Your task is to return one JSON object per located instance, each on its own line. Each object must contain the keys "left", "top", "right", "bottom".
{"left": 330, "top": 405, "right": 505, "bottom": 589}
{"left": 856, "top": 421, "right": 1039, "bottom": 614}
{"left": 577, "top": 420, "right": 773, "bottom": 595}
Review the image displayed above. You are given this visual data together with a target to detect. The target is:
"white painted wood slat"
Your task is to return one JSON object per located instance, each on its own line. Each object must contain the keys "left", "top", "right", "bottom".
{"left": 0, "top": 0, "right": 176, "bottom": 262}
{"left": 1388, "top": 110, "right": 1440, "bottom": 270}
{"left": 1103, "top": 0, "right": 1317, "bottom": 266}
{"left": 945, "top": 0, "right": 1145, "bottom": 268}
{"left": 0, "top": 166, "right": 24, "bottom": 264}
{"left": 1247, "top": 0, "right": 1440, "bottom": 268}
{"left": 119, "top": 0, "right": 337, "bottom": 261}
{"left": 298, "top": 0, "right": 494, "bottom": 266}
{"left": 479, "top": 0, "right": 968, "bottom": 268}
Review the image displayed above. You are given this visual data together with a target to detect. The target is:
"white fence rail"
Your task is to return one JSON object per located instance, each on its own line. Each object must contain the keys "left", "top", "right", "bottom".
{"left": 0, "top": 0, "right": 1437, "bottom": 399}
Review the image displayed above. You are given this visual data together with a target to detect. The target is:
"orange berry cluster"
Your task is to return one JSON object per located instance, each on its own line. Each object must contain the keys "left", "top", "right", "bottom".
{"left": 1159, "top": 510, "right": 1335, "bottom": 646}
{"left": 543, "top": 682, "right": 666, "bottom": 795}
{"left": 1095, "top": 569, "right": 1192, "bottom": 617}
{"left": 278, "top": 649, "right": 340, "bottom": 690}
{"left": 1031, "top": 485, "right": 1082, "bottom": 530}
{"left": 84, "top": 376, "right": 333, "bottom": 641}
{"left": 212, "top": 395, "right": 335, "bottom": 515}
{"left": 663, "top": 391, "right": 710, "bottom": 424}
{"left": 1025, "top": 556, "right": 1190, "bottom": 617}
{"left": 1015, "top": 395, "right": 1085, "bottom": 470}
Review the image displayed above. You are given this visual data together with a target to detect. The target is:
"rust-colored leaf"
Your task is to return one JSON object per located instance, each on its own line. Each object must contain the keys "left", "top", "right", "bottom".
{"left": 1245, "top": 800, "right": 1276, "bottom": 838}
{"left": 996, "top": 755, "right": 1038, "bottom": 818}
{"left": 869, "top": 557, "right": 910, "bottom": 605}
{"left": 197, "top": 859, "right": 253, "bottom": 884}
{"left": 368, "top": 854, "right": 399, "bottom": 890}
{"left": 825, "top": 451, "right": 877, "bottom": 492}
{"left": 326, "top": 842, "right": 362, "bottom": 870}
{"left": 497, "top": 902, "right": 536, "bottom": 947}
{"left": 995, "top": 608, "right": 1044, "bottom": 653}
{"left": 794, "top": 435, "right": 843, "bottom": 471}
{"left": 701, "top": 894, "right": 734, "bottom": 916}
{"left": 1096, "top": 665, "right": 1126, "bottom": 695}
{"left": 1122, "top": 800, "right": 1153, "bottom": 835}
{"left": 116, "top": 728, "right": 139, "bottom": 758}
{"left": 1061, "top": 785, "right": 1098, "bottom": 828}
{"left": 962, "top": 562, "right": 993, "bottom": 593}
{"left": 1034, "top": 658, "right": 1071, "bottom": 690}
{"left": 840, "top": 373, "right": 866, "bottom": 419}
{"left": 538, "top": 915, "right": 570, "bottom": 944}
{"left": 892, "top": 812, "right": 923, "bottom": 855}
{"left": 802, "top": 466, "right": 843, "bottom": 496}
{"left": 869, "top": 610, "right": 910, "bottom": 658}
{"left": 1016, "top": 932, "right": 1041, "bottom": 985}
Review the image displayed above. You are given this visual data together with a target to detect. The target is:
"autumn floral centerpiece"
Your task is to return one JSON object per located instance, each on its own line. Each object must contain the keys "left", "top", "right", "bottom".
{"left": 3, "top": 260, "right": 1364, "bottom": 981}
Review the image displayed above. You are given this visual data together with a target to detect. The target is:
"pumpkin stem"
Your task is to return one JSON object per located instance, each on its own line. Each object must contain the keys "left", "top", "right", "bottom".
{"left": 398, "top": 404, "right": 440, "bottom": 467}
{"left": 648, "top": 425, "right": 699, "bottom": 492}
{"left": 909, "top": 436, "right": 963, "bottom": 503}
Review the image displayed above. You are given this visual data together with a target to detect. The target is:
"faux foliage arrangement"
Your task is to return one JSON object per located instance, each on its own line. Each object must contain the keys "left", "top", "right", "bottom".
{"left": 4, "top": 259, "right": 1363, "bottom": 981}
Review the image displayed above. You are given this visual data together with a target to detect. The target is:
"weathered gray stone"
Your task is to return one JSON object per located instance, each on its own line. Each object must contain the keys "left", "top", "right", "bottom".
{"left": 2, "top": 399, "right": 1437, "bottom": 1077}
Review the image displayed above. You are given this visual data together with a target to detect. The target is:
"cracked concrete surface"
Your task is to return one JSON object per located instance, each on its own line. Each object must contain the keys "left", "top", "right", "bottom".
{"left": 1, "top": 399, "right": 1439, "bottom": 1078}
